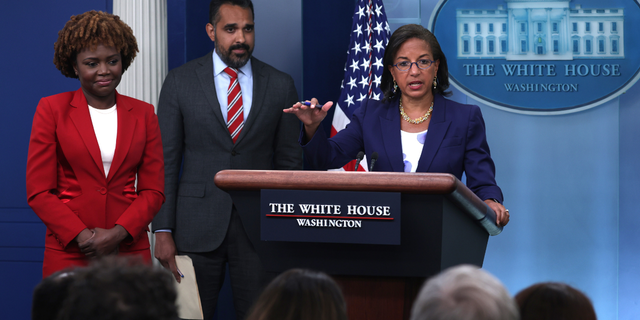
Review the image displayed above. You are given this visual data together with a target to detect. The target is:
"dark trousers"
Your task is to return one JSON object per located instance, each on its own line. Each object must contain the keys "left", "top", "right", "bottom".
{"left": 180, "top": 210, "right": 267, "bottom": 320}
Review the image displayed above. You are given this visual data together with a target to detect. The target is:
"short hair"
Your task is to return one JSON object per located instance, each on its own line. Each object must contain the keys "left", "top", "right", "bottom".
{"left": 209, "top": 0, "right": 255, "bottom": 25}
{"left": 56, "top": 256, "right": 178, "bottom": 320}
{"left": 53, "top": 10, "right": 138, "bottom": 78}
{"left": 32, "top": 271, "right": 76, "bottom": 320}
{"left": 410, "top": 265, "right": 519, "bottom": 320}
{"left": 245, "top": 269, "right": 348, "bottom": 320}
{"left": 515, "top": 282, "right": 597, "bottom": 320}
{"left": 381, "top": 24, "right": 451, "bottom": 101}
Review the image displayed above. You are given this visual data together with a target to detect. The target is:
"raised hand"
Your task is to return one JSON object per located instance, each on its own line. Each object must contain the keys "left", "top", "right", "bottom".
{"left": 284, "top": 98, "right": 333, "bottom": 141}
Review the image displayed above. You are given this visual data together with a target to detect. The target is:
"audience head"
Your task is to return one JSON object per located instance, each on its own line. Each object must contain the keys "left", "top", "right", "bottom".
{"left": 246, "top": 268, "right": 348, "bottom": 320}
{"left": 515, "top": 282, "right": 597, "bottom": 320}
{"left": 410, "top": 264, "right": 519, "bottom": 320}
{"left": 381, "top": 23, "right": 451, "bottom": 101}
{"left": 53, "top": 10, "right": 138, "bottom": 78}
{"left": 31, "top": 271, "right": 76, "bottom": 320}
{"left": 56, "top": 256, "right": 178, "bottom": 320}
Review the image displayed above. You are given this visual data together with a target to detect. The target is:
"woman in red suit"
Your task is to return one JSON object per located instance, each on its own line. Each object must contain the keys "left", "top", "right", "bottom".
{"left": 26, "top": 11, "right": 165, "bottom": 277}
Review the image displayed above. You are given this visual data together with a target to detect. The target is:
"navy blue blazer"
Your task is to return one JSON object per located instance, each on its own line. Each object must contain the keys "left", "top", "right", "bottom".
{"left": 301, "top": 94, "right": 503, "bottom": 202}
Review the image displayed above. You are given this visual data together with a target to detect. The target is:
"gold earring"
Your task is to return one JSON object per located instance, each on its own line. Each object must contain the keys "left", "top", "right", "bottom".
{"left": 393, "top": 80, "right": 398, "bottom": 93}
{"left": 433, "top": 77, "right": 437, "bottom": 90}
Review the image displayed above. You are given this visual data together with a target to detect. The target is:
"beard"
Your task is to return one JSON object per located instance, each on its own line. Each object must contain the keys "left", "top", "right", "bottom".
{"left": 215, "top": 41, "right": 253, "bottom": 69}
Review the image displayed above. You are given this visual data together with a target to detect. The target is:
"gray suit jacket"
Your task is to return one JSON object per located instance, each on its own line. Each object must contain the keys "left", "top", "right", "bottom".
{"left": 152, "top": 52, "right": 302, "bottom": 252}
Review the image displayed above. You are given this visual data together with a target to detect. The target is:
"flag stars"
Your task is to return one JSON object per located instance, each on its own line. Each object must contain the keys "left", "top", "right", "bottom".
{"left": 360, "top": 58, "right": 370, "bottom": 71}
{"left": 353, "top": 23, "right": 363, "bottom": 37}
{"left": 356, "top": 6, "right": 366, "bottom": 19}
{"left": 345, "top": 94, "right": 355, "bottom": 107}
{"left": 372, "top": 74, "right": 382, "bottom": 87}
{"left": 363, "top": 40, "right": 371, "bottom": 54}
{"left": 373, "top": 57, "right": 384, "bottom": 70}
{"left": 375, "top": 4, "right": 383, "bottom": 17}
{"left": 350, "top": 59, "right": 360, "bottom": 72}
{"left": 352, "top": 42, "right": 362, "bottom": 54}
{"left": 374, "top": 39, "right": 385, "bottom": 52}
{"left": 374, "top": 21, "right": 384, "bottom": 35}
{"left": 335, "top": 0, "right": 389, "bottom": 119}
{"left": 359, "top": 75, "right": 369, "bottom": 88}
{"left": 347, "top": 76, "right": 357, "bottom": 90}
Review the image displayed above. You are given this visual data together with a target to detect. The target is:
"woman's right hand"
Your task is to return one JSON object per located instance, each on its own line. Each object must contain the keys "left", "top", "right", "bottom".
{"left": 284, "top": 98, "right": 333, "bottom": 126}
{"left": 284, "top": 98, "right": 333, "bottom": 141}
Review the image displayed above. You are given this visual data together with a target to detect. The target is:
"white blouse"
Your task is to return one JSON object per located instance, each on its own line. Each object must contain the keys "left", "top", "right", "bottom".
{"left": 88, "top": 104, "right": 118, "bottom": 177}
{"left": 400, "top": 129, "right": 428, "bottom": 173}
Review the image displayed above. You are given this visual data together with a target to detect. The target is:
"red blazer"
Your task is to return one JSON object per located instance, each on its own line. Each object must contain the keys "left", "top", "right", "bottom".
{"left": 26, "top": 89, "right": 165, "bottom": 276}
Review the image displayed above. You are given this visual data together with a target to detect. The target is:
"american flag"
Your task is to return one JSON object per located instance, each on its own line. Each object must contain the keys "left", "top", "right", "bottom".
{"left": 331, "top": 0, "right": 391, "bottom": 171}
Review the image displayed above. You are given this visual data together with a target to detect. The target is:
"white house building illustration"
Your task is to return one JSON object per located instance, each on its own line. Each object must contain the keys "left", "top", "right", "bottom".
{"left": 456, "top": 0, "right": 624, "bottom": 60}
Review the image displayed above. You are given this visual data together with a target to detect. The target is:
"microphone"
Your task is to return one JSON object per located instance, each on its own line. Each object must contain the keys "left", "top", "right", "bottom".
{"left": 354, "top": 151, "right": 365, "bottom": 171}
{"left": 369, "top": 152, "right": 379, "bottom": 171}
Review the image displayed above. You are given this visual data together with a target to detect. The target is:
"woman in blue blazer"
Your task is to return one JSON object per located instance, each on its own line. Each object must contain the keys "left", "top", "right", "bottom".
{"left": 285, "top": 24, "right": 509, "bottom": 226}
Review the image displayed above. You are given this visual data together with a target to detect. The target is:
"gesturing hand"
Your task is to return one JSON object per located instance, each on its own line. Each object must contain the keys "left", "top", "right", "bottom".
{"left": 283, "top": 98, "right": 333, "bottom": 141}
{"left": 284, "top": 98, "right": 333, "bottom": 126}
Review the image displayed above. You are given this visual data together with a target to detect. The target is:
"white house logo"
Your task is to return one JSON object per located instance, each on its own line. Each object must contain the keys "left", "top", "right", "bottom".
{"left": 429, "top": 0, "right": 640, "bottom": 114}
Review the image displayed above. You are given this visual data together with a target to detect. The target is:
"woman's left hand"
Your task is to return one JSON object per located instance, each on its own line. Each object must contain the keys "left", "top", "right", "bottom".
{"left": 484, "top": 200, "right": 510, "bottom": 227}
{"left": 79, "top": 225, "right": 129, "bottom": 258}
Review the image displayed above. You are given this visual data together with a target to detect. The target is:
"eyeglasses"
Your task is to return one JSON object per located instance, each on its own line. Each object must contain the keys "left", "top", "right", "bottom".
{"left": 392, "top": 59, "right": 435, "bottom": 71}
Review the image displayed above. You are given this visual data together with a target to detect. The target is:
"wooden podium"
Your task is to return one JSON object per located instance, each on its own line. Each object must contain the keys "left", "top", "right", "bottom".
{"left": 214, "top": 170, "right": 501, "bottom": 320}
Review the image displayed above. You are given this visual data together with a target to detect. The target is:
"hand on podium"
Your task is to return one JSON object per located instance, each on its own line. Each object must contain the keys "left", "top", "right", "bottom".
{"left": 485, "top": 199, "right": 510, "bottom": 226}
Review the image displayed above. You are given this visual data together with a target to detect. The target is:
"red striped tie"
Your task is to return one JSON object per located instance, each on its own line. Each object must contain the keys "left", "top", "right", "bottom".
{"left": 224, "top": 67, "right": 244, "bottom": 143}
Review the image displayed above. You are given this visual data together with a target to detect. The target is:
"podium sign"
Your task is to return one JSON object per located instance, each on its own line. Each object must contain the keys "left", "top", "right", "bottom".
{"left": 260, "top": 189, "right": 401, "bottom": 245}
{"left": 216, "top": 170, "right": 501, "bottom": 320}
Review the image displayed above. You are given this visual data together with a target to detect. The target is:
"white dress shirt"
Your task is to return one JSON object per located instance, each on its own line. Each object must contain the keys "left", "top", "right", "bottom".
{"left": 212, "top": 49, "right": 253, "bottom": 122}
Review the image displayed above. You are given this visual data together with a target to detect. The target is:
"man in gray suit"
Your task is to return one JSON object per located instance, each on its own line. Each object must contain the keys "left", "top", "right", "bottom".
{"left": 152, "top": 0, "right": 302, "bottom": 319}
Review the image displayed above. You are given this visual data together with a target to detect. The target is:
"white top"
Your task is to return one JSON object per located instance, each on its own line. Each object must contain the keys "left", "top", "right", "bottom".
{"left": 401, "top": 129, "right": 428, "bottom": 173}
{"left": 88, "top": 104, "right": 118, "bottom": 177}
{"left": 212, "top": 50, "right": 253, "bottom": 122}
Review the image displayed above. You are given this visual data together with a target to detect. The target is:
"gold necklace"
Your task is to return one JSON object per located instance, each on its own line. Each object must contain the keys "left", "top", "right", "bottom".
{"left": 399, "top": 97, "right": 434, "bottom": 124}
